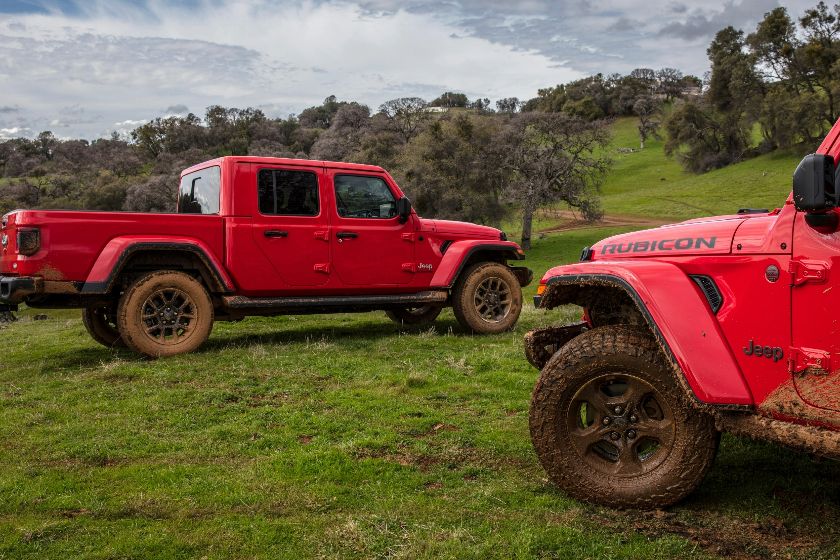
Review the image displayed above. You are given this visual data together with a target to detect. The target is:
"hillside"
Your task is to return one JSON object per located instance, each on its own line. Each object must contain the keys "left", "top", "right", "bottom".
{"left": 600, "top": 117, "right": 800, "bottom": 220}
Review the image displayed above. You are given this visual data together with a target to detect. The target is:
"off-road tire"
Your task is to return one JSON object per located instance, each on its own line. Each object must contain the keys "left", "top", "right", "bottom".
{"left": 386, "top": 304, "right": 443, "bottom": 327}
{"left": 117, "top": 271, "right": 214, "bottom": 358}
{"left": 82, "top": 306, "right": 125, "bottom": 348}
{"left": 529, "top": 325, "right": 719, "bottom": 509}
{"left": 452, "top": 262, "right": 522, "bottom": 334}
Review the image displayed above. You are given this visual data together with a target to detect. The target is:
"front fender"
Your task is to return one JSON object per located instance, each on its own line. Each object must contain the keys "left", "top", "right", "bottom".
{"left": 81, "top": 236, "right": 234, "bottom": 294}
{"left": 430, "top": 241, "right": 525, "bottom": 288}
{"left": 539, "top": 260, "right": 753, "bottom": 406}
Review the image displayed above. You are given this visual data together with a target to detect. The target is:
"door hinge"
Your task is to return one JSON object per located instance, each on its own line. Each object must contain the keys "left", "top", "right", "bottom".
{"left": 401, "top": 233, "right": 415, "bottom": 242}
{"left": 402, "top": 263, "right": 416, "bottom": 273}
{"left": 313, "top": 230, "right": 329, "bottom": 241}
{"left": 788, "top": 347, "right": 830, "bottom": 375}
{"left": 789, "top": 259, "right": 829, "bottom": 286}
{"left": 314, "top": 263, "right": 330, "bottom": 274}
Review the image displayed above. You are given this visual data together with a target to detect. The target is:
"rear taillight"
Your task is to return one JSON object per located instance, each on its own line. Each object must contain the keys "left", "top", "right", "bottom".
{"left": 17, "top": 227, "right": 40, "bottom": 256}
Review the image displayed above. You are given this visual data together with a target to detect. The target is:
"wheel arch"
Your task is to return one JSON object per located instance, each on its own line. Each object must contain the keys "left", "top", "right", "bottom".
{"left": 81, "top": 239, "right": 234, "bottom": 295}
{"left": 431, "top": 241, "right": 526, "bottom": 288}
{"left": 538, "top": 262, "right": 753, "bottom": 407}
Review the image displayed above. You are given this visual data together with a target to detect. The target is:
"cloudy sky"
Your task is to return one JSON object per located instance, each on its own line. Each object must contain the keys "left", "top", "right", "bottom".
{"left": 0, "top": 0, "right": 818, "bottom": 139}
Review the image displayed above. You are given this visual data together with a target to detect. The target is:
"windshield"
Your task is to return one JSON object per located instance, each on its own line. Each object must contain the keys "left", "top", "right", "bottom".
{"left": 178, "top": 166, "right": 221, "bottom": 214}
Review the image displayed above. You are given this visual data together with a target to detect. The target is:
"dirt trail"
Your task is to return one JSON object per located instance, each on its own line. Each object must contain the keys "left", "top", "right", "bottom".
{"left": 536, "top": 210, "right": 673, "bottom": 234}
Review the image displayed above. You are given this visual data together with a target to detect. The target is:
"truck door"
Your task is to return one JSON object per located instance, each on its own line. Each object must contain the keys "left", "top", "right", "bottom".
{"left": 790, "top": 208, "right": 840, "bottom": 412}
{"left": 251, "top": 165, "right": 331, "bottom": 287}
{"left": 327, "top": 171, "right": 414, "bottom": 286}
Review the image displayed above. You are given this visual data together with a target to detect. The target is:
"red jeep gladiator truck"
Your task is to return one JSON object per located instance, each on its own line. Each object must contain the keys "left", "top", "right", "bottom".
{"left": 525, "top": 119, "right": 840, "bottom": 509}
{"left": 0, "top": 157, "right": 531, "bottom": 357}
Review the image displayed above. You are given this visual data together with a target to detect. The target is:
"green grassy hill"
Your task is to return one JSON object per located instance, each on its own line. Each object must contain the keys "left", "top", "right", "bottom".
{"left": 599, "top": 117, "right": 800, "bottom": 220}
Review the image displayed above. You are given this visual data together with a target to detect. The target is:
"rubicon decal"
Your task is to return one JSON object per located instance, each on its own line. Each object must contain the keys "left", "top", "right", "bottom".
{"left": 601, "top": 236, "right": 717, "bottom": 255}
{"left": 743, "top": 340, "right": 784, "bottom": 362}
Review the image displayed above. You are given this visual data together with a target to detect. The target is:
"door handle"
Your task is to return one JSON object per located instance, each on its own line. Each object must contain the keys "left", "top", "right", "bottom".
{"left": 336, "top": 231, "right": 358, "bottom": 239}
{"left": 264, "top": 230, "right": 288, "bottom": 238}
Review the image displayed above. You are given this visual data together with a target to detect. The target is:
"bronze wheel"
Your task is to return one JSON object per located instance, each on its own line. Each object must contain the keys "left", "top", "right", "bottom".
{"left": 530, "top": 325, "right": 718, "bottom": 509}
{"left": 568, "top": 373, "right": 675, "bottom": 478}
{"left": 452, "top": 262, "right": 522, "bottom": 334}
{"left": 82, "top": 306, "right": 125, "bottom": 348}
{"left": 117, "top": 271, "right": 214, "bottom": 358}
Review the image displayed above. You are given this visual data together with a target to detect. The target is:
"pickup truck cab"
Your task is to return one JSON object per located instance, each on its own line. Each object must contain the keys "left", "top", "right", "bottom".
{"left": 1, "top": 156, "right": 530, "bottom": 357}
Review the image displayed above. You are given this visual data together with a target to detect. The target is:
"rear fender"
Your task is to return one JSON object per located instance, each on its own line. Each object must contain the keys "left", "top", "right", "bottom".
{"left": 81, "top": 236, "right": 234, "bottom": 294}
{"left": 539, "top": 260, "right": 753, "bottom": 406}
{"left": 430, "top": 240, "right": 525, "bottom": 288}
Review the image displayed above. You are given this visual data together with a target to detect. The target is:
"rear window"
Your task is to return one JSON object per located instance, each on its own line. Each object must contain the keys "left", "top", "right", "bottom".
{"left": 178, "top": 166, "right": 221, "bottom": 214}
{"left": 258, "top": 169, "right": 319, "bottom": 216}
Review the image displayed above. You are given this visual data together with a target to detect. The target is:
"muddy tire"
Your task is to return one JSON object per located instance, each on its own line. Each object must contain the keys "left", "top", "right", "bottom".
{"left": 529, "top": 325, "right": 718, "bottom": 509}
{"left": 82, "top": 306, "right": 125, "bottom": 348}
{"left": 117, "top": 271, "right": 214, "bottom": 358}
{"left": 452, "top": 262, "right": 522, "bottom": 334}
{"left": 386, "top": 304, "right": 443, "bottom": 327}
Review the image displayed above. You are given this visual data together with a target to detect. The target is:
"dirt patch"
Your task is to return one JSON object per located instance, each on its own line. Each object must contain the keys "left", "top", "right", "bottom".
{"left": 537, "top": 210, "right": 672, "bottom": 235}
{"left": 420, "top": 423, "right": 460, "bottom": 437}
{"left": 759, "top": 378, "right": 840, "bottom": 429}
{"left": 594, "top": 508, "right": 822, "bottom": 560}
{"left": 793, "top": 370, "right": 840, "bottom": 412}
{"left": 0, "top": 311, "right": 16, "bottom": 323}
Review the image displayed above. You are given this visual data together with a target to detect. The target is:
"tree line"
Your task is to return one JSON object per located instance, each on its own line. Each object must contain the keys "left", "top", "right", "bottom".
{"left": 0, "top": 59, "right": 705, "bottom": 249}
{"left": 664, "top": 1, "right": 840, "bottom": 172}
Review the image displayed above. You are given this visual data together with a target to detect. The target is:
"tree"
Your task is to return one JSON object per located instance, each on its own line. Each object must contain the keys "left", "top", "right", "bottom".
{"left": 298, "top": 95, "right": 344, "bottom": 129}
{"left": 469, "top": 97, "right": 491, "bottom": 112}
{"left": 501, "top": 113, "right": 610, "bottom": 250}
{"left": 378, "top": 97, "right": 429, "bottom": 142}
{"left": 310, "top": 103, "right": 371, "bottom": 161}
{"left": 633, "top": 96, "right": 661, "bottom": 149}
{"left": 124, "top": 174, "right": 178, "bottom": 213}
{"left": 664, "top": 101, "right": 749, "bottom": 173}
{"left": 656, "top": 68, "right": 684, "bottom": 99}
{"left": 430, "top": 91, "right": 469, "bottom": 108}
{"left": 495, "top": 97, "right": 521, "bottom": 114}
{"left": 399, "top": 113, "right": 507, "bottom": 226}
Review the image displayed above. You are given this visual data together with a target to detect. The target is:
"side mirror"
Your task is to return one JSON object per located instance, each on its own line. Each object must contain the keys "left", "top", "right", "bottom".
{"left": 793, "top": 153, "right": 836, "bottom": 212}
{"left": 396, "top": 196, "right": 412, "bottom": 223}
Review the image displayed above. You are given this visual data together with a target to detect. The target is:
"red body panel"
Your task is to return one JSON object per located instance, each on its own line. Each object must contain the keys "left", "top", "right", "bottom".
{"left": 542, "top": 260, "right": 753, "bottom": 405}
{"left": 538, "top": 118, "right": 840, "bottom": 425}
{"left": 1, "top": 210, "right": 225, "bottom": 284}
{"left": 0, "top": 156, "right": 524, "bottom": 300}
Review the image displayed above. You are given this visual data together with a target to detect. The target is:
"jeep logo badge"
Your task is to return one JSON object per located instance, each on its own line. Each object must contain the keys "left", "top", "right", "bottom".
{"left": 765, "top": 265, "right": 780, "bottom": 283}
{"left": 743, "top": 339, "right": 784, "bottom": 362}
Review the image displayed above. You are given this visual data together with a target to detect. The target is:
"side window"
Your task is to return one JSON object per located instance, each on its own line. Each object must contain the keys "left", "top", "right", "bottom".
{"left": 178, "top": 166, "right": 221, "bottom": 214}
{"left": 334, "top": 175, "right": 396, "bottom": 219}
{"left": 258, "top": 169, "right": 319, "bottom": 216}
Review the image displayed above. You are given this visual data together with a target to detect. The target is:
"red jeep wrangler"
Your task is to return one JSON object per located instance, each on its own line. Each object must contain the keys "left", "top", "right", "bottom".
{"left": 0, "top": 157, "right": 530, "bottom": 357}
{"left": 526, "top": 120, "right": 840, "bottom": 509}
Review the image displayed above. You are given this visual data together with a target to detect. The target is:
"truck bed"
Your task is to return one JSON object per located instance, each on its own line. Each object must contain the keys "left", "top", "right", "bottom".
{"left": 1, "top": 210, "right": 225, "bottom": 283}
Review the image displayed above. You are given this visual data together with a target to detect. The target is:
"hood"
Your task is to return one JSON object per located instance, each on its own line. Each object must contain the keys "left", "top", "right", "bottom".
{"left": 419, "top": 218, "right": 503, "bottom": 240}
{"left": 591, "top": 214, "right": 754, "bottom": 259}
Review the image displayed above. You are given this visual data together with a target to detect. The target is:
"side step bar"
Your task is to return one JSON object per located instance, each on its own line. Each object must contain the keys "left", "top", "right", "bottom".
{"left": 222, "top": 290, "right": 448, "bottom": 313}
{"left": 717, "top": 413, "right": 840, "bottom": 460}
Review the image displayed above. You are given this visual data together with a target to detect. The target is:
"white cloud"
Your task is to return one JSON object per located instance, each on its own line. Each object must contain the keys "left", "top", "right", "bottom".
{"left": 0, "top": 0, "right": 582, "bottom": 138}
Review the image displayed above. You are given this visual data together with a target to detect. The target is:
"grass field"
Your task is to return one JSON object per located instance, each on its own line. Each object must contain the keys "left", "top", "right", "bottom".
{"left": 597, "top": 118, "right": 801, "bottom": 221}
{"left": 2, "top": 126, "right": 839, "bottom": 559}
